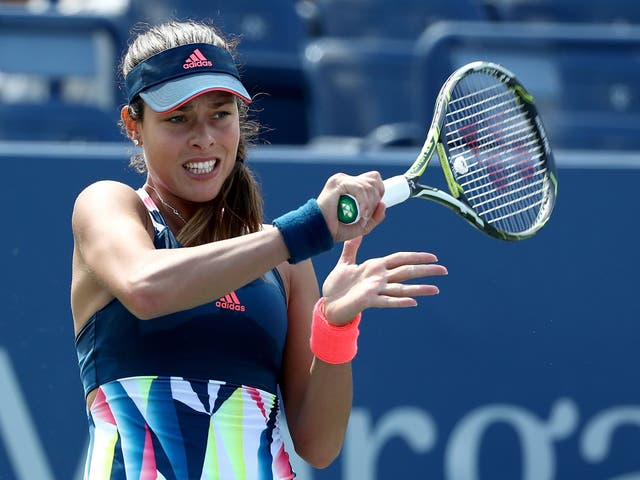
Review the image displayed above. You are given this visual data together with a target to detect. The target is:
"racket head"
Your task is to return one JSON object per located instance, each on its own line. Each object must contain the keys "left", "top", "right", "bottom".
{"left": 415, "top": 61, "right": 558, "bottom": 241}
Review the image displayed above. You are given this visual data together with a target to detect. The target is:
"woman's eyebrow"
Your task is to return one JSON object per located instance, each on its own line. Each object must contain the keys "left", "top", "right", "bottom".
{"left": 208, "top": 99, "right": 233, "bottom": 108}
{"left": 173, "top": 97, "right": 234, "bottom": 112}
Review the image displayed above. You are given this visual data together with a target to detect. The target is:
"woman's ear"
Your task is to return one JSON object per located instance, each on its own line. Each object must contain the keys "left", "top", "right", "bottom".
{"left": 121, "top": 105, "right": 141, "bottom": 146}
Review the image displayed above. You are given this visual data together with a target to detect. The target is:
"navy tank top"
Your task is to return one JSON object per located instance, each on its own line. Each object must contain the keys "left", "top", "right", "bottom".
{"left": 75, "top": 188, "right": 288, "bottom": 396}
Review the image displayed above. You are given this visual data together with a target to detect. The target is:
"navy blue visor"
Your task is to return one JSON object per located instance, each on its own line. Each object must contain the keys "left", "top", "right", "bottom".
{"left": 124, "top": 43, "right": 251, "bottom": 112}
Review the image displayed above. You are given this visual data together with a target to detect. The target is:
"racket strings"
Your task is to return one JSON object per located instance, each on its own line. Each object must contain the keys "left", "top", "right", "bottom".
{"left": 469, "top": 175, "right": 547, "bottom": 210}
{"left": 442, "top": 72, "right": 550, "bottom": 234}
{"left": 456, "top": 138, "right": 544, "bottom": 189}
{"left": 451, "top": 130, "right": 541, "bottom": 173}
{"left": 447, "top": 117, "right": 534, "bottom": 154}
{"left": 463, "top": 160, "right": 547, "bottom": 198}
{"left": 446, "top": 90, "right": 520, "bottom": 128}
{"left": 447, "top": 82, "right": 505, "bottom": 108}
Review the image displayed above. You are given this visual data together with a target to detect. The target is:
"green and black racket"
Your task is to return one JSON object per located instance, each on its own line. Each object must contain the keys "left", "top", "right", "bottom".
{"left": 338, "top": 61, "right": 558, "bottom": 241}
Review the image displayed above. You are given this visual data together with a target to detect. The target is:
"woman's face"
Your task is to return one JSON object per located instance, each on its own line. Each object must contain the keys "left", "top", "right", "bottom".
{"left": 138, "top": 91, "right": 241, "bottom": 216}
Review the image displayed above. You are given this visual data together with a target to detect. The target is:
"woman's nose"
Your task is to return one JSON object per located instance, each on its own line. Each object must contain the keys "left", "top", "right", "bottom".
{"left": 190, "top": 121, "right": 216, "bottom": 148}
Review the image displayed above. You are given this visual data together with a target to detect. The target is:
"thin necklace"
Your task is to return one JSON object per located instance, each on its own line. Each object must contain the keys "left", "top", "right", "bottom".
{"left": 145, "top": 184, "right": 188, "bottom": 225}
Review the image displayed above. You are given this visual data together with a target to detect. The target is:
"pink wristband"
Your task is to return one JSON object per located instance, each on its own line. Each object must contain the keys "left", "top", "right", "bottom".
{"left": 310, "top": 297, "right": 361, "bottom": 364}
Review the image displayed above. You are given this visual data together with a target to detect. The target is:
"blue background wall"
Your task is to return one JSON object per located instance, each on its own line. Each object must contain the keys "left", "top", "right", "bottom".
{"left": 1, "top": 143, "right": 639, "bottom": 479}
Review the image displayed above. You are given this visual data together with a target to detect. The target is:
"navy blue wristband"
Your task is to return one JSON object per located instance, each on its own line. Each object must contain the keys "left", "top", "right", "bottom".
{"left": 273, "top": 199, "right": 334, "bottom": 264}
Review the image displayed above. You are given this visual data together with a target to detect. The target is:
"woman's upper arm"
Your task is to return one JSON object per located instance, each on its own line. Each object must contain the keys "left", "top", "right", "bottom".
{"left": 72, "top": 180, "right": 155, "bottom": 307}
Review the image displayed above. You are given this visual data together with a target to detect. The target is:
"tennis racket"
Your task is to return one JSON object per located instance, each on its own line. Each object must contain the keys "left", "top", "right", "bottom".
{"left": 337, "top": 61, "right": 558, "bottom": 241}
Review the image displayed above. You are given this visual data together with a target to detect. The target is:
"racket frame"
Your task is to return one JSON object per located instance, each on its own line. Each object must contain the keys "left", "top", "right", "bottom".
{"left": 380, "top": 61, "right": 558, "bottom": 241}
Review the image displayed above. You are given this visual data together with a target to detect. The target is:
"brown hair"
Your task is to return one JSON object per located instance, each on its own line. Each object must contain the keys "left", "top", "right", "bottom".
{"left": 121, "top": 21, "right": 263, "bottom": 247}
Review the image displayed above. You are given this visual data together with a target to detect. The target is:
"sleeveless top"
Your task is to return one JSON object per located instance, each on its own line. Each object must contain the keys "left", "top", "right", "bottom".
{"left": 75, "top": 188, "right": 289, "bottom": 395}
{"left": 75, "top": 188, "right": 295, "bottom": 479}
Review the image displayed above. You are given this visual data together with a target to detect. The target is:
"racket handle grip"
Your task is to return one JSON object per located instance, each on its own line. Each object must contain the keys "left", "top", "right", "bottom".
{"left": 337, "top": 176, "right": 410, "bottom": 224}
{"left": 381, "top": 175, "right": 411, "bottom": 208}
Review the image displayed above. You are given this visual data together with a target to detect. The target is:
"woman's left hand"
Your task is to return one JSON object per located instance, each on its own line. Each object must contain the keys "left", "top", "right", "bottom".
{"left": 321, "top": 236, "right": 448, "bottom": 326}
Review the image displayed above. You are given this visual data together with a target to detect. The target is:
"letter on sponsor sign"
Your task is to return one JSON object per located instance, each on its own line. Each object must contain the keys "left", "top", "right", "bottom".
{"left": 0, "top": 348, "right": 54, "bottom": 479}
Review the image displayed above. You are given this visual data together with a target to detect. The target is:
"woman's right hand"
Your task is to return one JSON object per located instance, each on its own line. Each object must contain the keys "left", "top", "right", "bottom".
{"left": 316, "top": 171, "right": 386, "bottom": 242}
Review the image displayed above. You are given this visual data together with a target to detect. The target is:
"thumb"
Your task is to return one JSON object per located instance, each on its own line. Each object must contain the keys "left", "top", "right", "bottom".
{"left": 339, "top": 236, "right": 363, "bottom": 265}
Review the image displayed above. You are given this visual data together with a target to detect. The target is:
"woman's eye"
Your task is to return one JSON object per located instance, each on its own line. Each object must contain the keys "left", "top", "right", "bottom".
{"left": 167, "top": 115, "right": 186, "bottom": 123}
{"left": 213, "top": 111, "right": 230, "bottom": 120}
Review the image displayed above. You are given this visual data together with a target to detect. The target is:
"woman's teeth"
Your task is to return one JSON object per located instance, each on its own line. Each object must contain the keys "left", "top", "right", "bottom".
{"left": 184, "top": 160, "right": 216, "bottom": 174}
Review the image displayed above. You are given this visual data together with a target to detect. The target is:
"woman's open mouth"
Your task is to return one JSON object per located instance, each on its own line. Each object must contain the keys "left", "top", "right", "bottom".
{"left": 183, "top": 159, "right": 217, "bottom": 175}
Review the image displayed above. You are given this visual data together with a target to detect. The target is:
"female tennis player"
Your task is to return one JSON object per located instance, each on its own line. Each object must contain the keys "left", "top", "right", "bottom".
{"left": 70, "top": 20, "right": 447, "bottom": 479}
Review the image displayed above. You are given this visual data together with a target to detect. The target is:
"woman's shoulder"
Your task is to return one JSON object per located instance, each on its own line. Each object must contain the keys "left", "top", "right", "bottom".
{"left": 72, "top": 180, "right": 147, "bottom": 225}
{"left": 74, "top": 180, "right": 140, "bottom": 209}
{"left": 77, "top": 180, "right": 137, "bottom": 198}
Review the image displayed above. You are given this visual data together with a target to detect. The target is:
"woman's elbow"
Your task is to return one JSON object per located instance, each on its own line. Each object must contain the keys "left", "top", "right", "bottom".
{"left": 117, "top": 276, "right": 165, "bottom": 320}
{"left": 294, "top": 439, "right": 343, "bottom": 469}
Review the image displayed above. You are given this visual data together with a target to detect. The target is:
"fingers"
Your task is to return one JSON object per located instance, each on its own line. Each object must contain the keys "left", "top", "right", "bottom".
{"left": 342, "top": 170, "right": 384, "bottom": 204}
{"left": 386, "top": 263, "right": 448, "bottom": 283}
{"left": 379, "top": 283, "right": 441, "bottom": 298}
{"left": 368, "top": 251, "right": 447, "bottom": 283}
{"left": 339, "top": 236, "right": 363, "bottom": 265}
{"left": 331, "top": 171, "right": 382, "bottom": 227}
{"left": 359, "top": 282, "right": 441, "bottom": 311}
{"left": 384, "top": 251, "right": 440, "bottom": 269}
{"left": 368, "top": 297, "right": 419, "bottom": 309}
{"left": 316, "top": 171, "right": 385, "bottom": 242}
{"left": 363, "top": 253, "right": 447, "bottom": 309}
{"left": 361, "top": 201, "right": 386, "bottom": 234}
